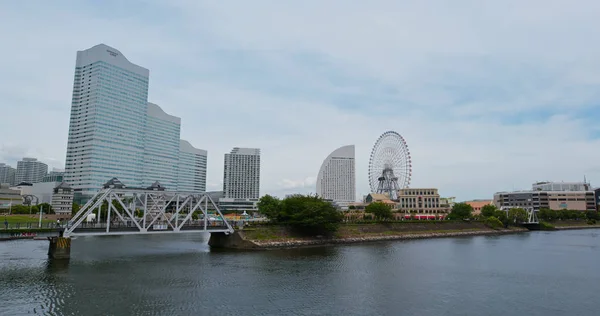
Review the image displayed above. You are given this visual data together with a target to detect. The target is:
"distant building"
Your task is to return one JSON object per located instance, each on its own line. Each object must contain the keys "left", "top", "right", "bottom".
{"left": 364, "top": 193, "right": 395, "bottom": 205}
{"left": 64, "top": 44, "right": 150, "bottom": 196}
{"left": 316, "top": 145, "right": 356, "bottom": 207}
{"left": 440, "top": 196, "right": 456, "bottom": 209}
{"left": 178, "top": 140, "right": 207, "bottom": 192}
{"left": 0, "top": 163, "right": 16, "bottom": 186}
{"left": 218, "top": 198, "right": 259, "bottom": 213}
{"left": 0, "top": 184, "right": 22, "bottom": 209}
{"left": 63, "top": 44, "right": 208, "bottom": 201}
{"left": 17, "top": 182, "right": 60, "bottom": 205}
{"left": 396, "top": 188, "right": 450, "bottom": 219}
{"left": 143, "top": 103, "right": 181, "bottom": 189}
{"left": 223, "top": 148, "right": 260, "bottom": 199}
{"left": 464, "top": 200, "right": 492, "bottom": 215}
{"left": 363, "top": 188, "right": 450, "bottom": 219}
{"left": 43, "top": 170, "right": 64, "bottom": 183}
{"left": 494, "top": 181, "right": 595, "bottom": 211}
{"left": 532, "top": 181, "right": 591, "bottom": 192}
{"left": 16, "top": 158, "right": 48, "bottom": 184}
{"left": 52, "top": 182, "right": 74, "bottom": 219}
{"left": 199, "top": 191, "right": 258, "bottom": 213}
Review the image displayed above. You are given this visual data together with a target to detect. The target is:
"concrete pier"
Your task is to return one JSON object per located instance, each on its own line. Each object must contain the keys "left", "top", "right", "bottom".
{"left": 208, "top": 231, "right": 259, "bottom": 249}
{"left": 48, "top": 236, "right": 71, "bottom": 260}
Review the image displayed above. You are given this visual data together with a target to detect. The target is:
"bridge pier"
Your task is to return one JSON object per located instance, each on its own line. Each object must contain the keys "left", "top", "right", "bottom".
{"left": 48, "top": 236, "right": 71, "bottom": 260}
{"left": 208, "top": 231, "right": 258, "bottom": 249}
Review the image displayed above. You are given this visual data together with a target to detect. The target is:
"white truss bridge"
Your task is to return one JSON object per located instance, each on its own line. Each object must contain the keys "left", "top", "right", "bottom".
{"left": 64, "top": 187, "right": 234, "bottom": 237}
{"left": 499, "top": 206, "right": 539, "bottom": 224}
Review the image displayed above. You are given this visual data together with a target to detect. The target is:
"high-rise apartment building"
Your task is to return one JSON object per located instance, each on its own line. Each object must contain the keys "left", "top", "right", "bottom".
{"left": 0, "top": 163, "right": 16, "bottom": 186}
{"left": 64, "top": 44, "right": 207, "bottom": 199}
{"left": 143, "top": 103, "right": 181, "bottom": 189}
{"left": 178, "top": 140, "right": 207, "bottom": 192}
{"left": 223, "top": 148, "right": 260, "bottom": 199}
{"left": 65, "top": 44, "right": 149, "bottom": 195}
{"left": 16, "top": 158, "right": 48, "bottom": 184}
{"left": 316, "top": 145, "right": 356, "bottom": 205}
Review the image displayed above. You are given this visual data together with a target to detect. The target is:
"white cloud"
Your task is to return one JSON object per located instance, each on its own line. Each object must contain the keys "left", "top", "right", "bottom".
{"left": 1, "top": 1, "right": 600, "bottom": 201}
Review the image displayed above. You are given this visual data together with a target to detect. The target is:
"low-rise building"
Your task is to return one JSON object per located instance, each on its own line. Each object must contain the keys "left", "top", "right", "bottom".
{"left": 202, "top": 191, "right": 259, "bottom": 214}
{"left": 440, "top": 196, "right": 456, "bottom": 209}
{"left": 364, "top": 193, "right": 395, "bottom": 206}
{"left": 15, "top": 182, "right": 58, "bottom": 204}
{"left": 363, "top": 189, "right": 450, "bottom": 219}
{"left": 464, "top": 200, "right": 493, "bottom": 215}
{"left": 52, "top": 182, "right": 74, "bottom": 219}
{"left": 218, "top": 198, "right": 259, "bottom": 213}
{"left": 0, "top": 184, "right": 23, "bottom": 209}
{"left": 396, "top": 188, "right": 450, "bottom": 218}
{"left": 494, "top": 181, "right": 596, "bottom": 211}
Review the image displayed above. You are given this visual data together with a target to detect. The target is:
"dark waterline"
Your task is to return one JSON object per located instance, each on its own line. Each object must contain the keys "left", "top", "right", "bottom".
{"left": 0, "top": 230, "right": 599, "bottom": 316}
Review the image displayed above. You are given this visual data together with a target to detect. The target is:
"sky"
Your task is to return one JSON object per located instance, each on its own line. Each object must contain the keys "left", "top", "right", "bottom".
{"left": 1, "top": 0, "right": 600, "bottom": 201}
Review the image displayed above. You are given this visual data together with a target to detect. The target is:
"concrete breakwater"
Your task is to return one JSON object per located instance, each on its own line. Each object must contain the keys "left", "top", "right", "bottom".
{"left": 209, "top": 222, "right": 528, "bottom": 250}
{"left": 554, "top": 224, "right": 600, "bottom": 230}
{"left": 250, "top": 228, "right": 527, "bottom": 249}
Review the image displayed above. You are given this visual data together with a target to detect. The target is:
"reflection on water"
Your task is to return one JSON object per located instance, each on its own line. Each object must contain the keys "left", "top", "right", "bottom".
{"left": 0, "top": 230, "right": 598, "bottom": 316}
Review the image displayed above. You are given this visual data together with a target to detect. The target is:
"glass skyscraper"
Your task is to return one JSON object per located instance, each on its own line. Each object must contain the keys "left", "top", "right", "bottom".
{"left": 144, "top": 103, "right": 181, "bottom": 190}
{"left": 65, "top": 44, "right": 206, "bottom": 199}
{"left": 178, "top": 140, "right": 207, "bottom": 192}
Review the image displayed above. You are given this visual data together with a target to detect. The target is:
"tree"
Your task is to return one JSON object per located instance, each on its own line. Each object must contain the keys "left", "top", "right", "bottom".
{"left": 71, "top": 203, "right": 81, "bottom": 216}
{"left": 484, "top": 216, "right": 504, "bottom": 229}
{"left": 267, "top": 194, "right": 343, "bottom": 236}
{"left": 365, "top": 202, "right": 393, "bottom": 220}
{"left": 538, "top": 208, "right": 557, "bottom": 221}
{"left": 257, "top": 195, "right": 281, "bottom": 220}
{"left": 38, "top": 203, "right": 54, "bottom": 214}
{"left": 586, "top": 211, "right": 600, "bottom": 221}
{"left": 348, "top": 205, "right": 356, "bottom": 210}
{"left": 480, "top": 204, "right": 498, "bottom": 218}
{"left": 508, "top": 208, "right": 528, "bottom": 224}
{"left": 447, "top": 203, "right": 473, "bottom": 220}
{"left": 494, "top": 210, "right": 508, "bottom": 227}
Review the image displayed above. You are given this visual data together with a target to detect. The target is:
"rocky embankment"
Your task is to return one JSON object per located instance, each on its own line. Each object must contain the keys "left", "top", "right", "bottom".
{"left": 554, "top": 224, "right": 600, "bottom": 230}
{"left": 249, "top": 228, "right": 526, "bottom": 249}
{"left": 214, "top": 222, "right": 530, "bottom": 250}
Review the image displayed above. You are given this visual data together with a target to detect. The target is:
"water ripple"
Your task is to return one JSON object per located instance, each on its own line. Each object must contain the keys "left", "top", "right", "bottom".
{"left": 0, "top": 231, "right": 598, "bottom": 315}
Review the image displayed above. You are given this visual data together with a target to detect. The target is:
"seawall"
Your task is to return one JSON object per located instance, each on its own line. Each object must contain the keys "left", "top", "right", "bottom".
{"left": 209, "top": 222, "right": 528, "bottom": 250}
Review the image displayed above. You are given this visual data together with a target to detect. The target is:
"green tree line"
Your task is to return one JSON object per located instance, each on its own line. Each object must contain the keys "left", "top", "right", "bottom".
{"left": 257, "top": 194, "right": 343, "bottom": 236}
{"left": 5, "top": 203, "right": 55, "bottom": 214}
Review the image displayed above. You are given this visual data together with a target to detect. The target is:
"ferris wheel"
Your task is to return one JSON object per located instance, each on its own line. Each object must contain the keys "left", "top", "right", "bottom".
{"left": 368, "top": 131, "right": 412, "bottom": 200}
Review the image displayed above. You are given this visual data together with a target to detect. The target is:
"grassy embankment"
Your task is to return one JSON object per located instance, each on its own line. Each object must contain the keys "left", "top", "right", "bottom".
{"left": 2, "top": 215, "right": 54, "bottom": 224}
{"left": 242, "top": 221, "right": 524, "bottom": 242}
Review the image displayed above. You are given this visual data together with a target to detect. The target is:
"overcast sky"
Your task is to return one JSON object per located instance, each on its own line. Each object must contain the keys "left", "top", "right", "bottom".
{"left": 2, "top": 0, "right": 600, "bottom": 201}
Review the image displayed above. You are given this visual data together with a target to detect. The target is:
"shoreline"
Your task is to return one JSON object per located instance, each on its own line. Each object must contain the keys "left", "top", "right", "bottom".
{"left": 247, "top": 227, "right": 529, "bottom": 249}
{"left": 553, "top": 225, "right": 600, "bottom": 231}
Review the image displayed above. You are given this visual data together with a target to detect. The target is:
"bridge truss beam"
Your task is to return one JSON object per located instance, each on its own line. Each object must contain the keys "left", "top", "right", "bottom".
{"left": 499, "top": 206, "right": 539, "bottom": 224}
{"left": 64, "top": 188, "right": 234, "bottom": 237}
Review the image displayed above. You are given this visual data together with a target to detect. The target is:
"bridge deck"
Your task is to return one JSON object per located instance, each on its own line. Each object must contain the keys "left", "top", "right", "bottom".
{"left": 67, "top": 222, "right": 231, "bottom": 237}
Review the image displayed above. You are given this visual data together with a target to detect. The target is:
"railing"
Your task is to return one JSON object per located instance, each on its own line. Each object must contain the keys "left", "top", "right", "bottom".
{"left": 1, "top": 222, "right": 64, "bottom": 230}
